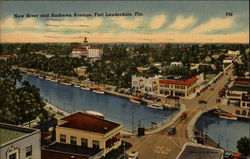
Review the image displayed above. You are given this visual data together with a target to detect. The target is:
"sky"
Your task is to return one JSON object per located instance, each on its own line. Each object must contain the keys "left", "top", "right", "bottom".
{"left": 0, "top": 1, "right": 249, "bottom": 43}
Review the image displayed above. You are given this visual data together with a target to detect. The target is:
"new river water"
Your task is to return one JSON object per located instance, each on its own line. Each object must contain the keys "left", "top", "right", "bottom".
{"left": 22, "top": 74, "right": 177, "bottom": 131}
{"left": 196, "top": 112, "right": 249, "bottom": 153}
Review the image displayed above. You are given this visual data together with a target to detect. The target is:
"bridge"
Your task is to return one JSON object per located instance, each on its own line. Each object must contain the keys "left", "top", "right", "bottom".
{"left": 124, "top": 64, "right": 236, "bottom": 159}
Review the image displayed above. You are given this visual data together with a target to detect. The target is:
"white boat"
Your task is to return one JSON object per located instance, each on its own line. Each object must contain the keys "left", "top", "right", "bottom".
{"left": 86, "top": 111, "right": 104, "bottom": 118}
{"left": 219, "top": 114, "right": 237, "bottom": 120}
{"left": 73, "top": 84, "right": 81, "bottom": 88}
{"left": 81, "top": 86, "right": 90, "bottom": 90}
{"left": 93, "top": 88, "right": 105, "bottom": 94}
{"left": 147, "top": 103, "right": 164, "bottom": 109}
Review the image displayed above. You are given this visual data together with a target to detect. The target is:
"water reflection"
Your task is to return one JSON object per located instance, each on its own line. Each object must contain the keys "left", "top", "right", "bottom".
{"left": 22, "top": 74, "right": 176, "bottom": 131}
{"left": 196, "top": 112, "right": 249, "bottom": 153}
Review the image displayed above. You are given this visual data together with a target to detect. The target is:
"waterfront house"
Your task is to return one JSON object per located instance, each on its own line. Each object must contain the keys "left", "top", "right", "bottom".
{"left": 50, "top": 112, "right": 122, "bottom": 158}
{"left": 158, "top": 75, "right": 198, "bottom": 98}
{"left": 226, "top": 77, "right": 250, "bottom": 108}
{"left": 170, "top": 61, "right": 183, "bottom": 67}
{"left": 0, "top": 122, "right": 41, "bottom": 159}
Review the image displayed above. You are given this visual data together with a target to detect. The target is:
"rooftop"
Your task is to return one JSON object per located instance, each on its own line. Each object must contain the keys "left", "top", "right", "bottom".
{"left": 0, "top": 122, "right": 38, "bottom": 146}
{"left": 42, "top": 142, "right": 102, "bottom": 159}
{"left": 177, "top": 142, "right": 224, "bottom": 159}
{"left": 230, "top": 86, "right": 250, "bottom": 94}
{"left": 59, "top": 112, "right": 121, "bottom": 134}
{"left": 159, "top": 76, "right": 198, "bottom": 85}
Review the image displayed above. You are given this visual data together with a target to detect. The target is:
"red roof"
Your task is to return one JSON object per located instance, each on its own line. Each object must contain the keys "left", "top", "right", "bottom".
{"left": 73, "top": 47, "right": 87, "bottom": 51}
{"left": 90, "top": 46, "right": 102, "bottom": 49}
{"left": 159, "top": 76, "right": 198, "bottom": 85}
{"left": 235, "top": 77, "right": 250, "bottom": 83}
{"left": 60, "top": 112, "right": 121, "bottom": 134}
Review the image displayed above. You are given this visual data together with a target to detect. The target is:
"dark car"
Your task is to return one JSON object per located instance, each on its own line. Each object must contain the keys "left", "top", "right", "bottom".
{"left": 168, "top": 126, "right": 176, "bottom": 135}
{"left": 198, "top": 100, "right": 207, "bottom": 104}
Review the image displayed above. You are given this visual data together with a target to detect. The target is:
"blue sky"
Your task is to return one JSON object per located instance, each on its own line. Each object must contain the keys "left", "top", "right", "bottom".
{"left": 1, "top": 1, "right": 249, "bottom": 43}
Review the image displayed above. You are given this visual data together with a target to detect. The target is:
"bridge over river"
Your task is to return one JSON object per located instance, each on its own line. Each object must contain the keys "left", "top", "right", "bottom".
{"left": 124, "top": 65, "right": 237, "bottom": 159}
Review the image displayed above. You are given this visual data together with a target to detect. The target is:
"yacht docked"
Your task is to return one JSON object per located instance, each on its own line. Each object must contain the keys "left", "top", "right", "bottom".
{"left": 147, "top": 102, "right": 164, "bottom": 109}
{"left": 93, "top": 88, "right": 105, "bottom": 94}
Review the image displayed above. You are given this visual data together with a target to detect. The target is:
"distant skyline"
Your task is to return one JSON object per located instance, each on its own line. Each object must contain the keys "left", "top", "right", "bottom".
{"left": 1, "top": 1, "right": 249, "bottom": 43}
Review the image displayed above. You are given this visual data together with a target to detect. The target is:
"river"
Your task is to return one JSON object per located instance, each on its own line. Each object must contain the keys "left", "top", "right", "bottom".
{"left": 22, "top": 74, "right": 177, "bottom": 131}
{"left": 196, "top": 112, "right": 249, "bottom": 153}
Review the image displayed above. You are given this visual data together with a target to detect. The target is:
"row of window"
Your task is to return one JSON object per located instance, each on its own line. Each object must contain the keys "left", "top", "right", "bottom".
{"left": 159, "top": 84, "right": 186, "bottom": 90}
{"left": 8, "top": 145, "right": 32, "bottom": 159}
{"left": 60, "top": 134, "right": 100, "bottom": 149}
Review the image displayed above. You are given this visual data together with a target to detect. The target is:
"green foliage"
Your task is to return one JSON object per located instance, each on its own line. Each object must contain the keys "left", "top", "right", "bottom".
{"left": 237, "top": 137, "right": 250, "bottom": 157}
{"left": 0, "top": 60, "right": 49, "bottom": 125}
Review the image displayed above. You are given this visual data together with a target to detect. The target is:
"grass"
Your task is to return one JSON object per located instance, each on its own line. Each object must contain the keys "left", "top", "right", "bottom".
{"left": 205, "top": 74, "right": 216, "bottom": 81}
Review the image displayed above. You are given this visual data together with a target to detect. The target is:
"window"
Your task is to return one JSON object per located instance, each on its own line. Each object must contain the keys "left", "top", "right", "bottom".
{"left": 93, "top": 140, "right": 100, "bottom": 149}
{"left": 81, "top": 138, "right": 88, "bottom": 148}
{"left": 60, "top": 134, "right": 66, "bottom": 143}
{"left": 9, "top": 153, "right": 17, "bottom": 159}
{"left": 70, "top": 136, "right": 77, "bottom": 145}
{"left": 26, "top": 145, "right": 32, "bottom": 157}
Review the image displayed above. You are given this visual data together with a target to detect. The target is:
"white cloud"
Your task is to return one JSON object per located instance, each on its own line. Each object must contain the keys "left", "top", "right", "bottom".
{"left": 112, "top": 17, "right": 143, "bottom": 29}
{"left": 168, "top": 16, "right": 196, "bottom": 30}
{"left": 46, "top": 17, "right": 103, "bottom": 30}
{"left": 149, "top": 14, "right": 167, "bottom": 29}
{"left": 2, "top": 17, "right": 42, "bottom": 30}
{"left": 192, "top": 17, "right": 234, "bottom": 33}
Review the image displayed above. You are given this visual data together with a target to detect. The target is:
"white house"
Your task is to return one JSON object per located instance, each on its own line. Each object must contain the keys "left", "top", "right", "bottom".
{"left": 170, "top": 62, "right": 183, "bottom": 67}
{"left": 228, "top": 50, "right": 240, "bottom": 56}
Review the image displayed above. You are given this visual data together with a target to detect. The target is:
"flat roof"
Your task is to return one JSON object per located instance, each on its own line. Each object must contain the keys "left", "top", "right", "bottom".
{"left": 177, "top": 143, "right": 224, "bottom": 159}
{"left": 230, "top": 86, "right": 250, "bottom": 94}
{"left": 159, "top": 76, "right": 198, "bottom": 85}
{"left": 42, "top": 142, "right": 102, "bottom": 159}
{"left": 0, "top": 122, "right": 38, "bottom": 146}
{"left": 59, "top": 112, "right": 121, "bottom": 134}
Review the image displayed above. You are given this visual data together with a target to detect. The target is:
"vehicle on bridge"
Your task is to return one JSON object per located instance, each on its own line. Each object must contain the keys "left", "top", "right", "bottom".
{"left": 180, "top": 112, "right": 187, "bottom": 120}
{"left": 128, "top": 151, "right": 139, "bottom": 159}
{"left": 198, "top": 100, "right": 207, "bottom": 104}
{"left": 168, "top": 126, "right": 176, "bottom": 135}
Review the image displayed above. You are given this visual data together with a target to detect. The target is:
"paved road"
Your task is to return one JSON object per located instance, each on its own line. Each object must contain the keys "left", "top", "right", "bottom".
{"left": 124, "top": 67, "right": 234, "bottom": 159}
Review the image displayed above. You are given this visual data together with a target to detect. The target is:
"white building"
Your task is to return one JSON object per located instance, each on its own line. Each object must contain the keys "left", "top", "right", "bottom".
{"left": 71, "top": 37, "right": 103, "bottom": 59}
{"left": 132, "top": 75, "right": 162, "bottom": 95}
{"left": 228, "top": 50, "right": 240, "bottom": 56}
{"left": 0, "top": 123, "right": 41, "bottom": 159}
{"left": 170, "top": 62, "right": 183, "bottom": 67}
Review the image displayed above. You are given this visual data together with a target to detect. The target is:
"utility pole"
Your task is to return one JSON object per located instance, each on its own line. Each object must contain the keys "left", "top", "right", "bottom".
{"left": 132, "top": 112, "right": 134, "bottom": 135}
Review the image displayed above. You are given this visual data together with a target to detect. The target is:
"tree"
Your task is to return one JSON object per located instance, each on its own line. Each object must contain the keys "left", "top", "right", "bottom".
{"left": 237, "top": 137, "right": 250, "bottom": 157}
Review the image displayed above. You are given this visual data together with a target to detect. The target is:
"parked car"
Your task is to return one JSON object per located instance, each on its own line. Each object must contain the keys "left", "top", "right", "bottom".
{"left": 168, "top": 126, "right": 176, "bottom": 135}
{"left": 128, "top": 151, "right": 139, "bottom": 159}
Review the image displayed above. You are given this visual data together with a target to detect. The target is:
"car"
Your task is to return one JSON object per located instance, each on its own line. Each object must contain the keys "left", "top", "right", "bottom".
{"left": 216, "top": 98, "right": 221, "bottom": 103}
{"left": 168, "top": 126, "right": 176, "bottom": 135}
{"left": 196, "top": 92, "right": 201, "bottom": 96}
{"left": 210, "top": 88, "right": 214, "bottom": 91}
{"left": 128, "top": 151, "right": 139, "bottom": 159}
{"left": 198, "top": 100, "right": 207, "bottom": 104}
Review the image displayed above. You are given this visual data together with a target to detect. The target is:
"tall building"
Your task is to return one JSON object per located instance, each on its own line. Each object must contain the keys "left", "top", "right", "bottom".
{"left": 71, "top": 37, "right": 103, "bottom": 59}
{"left": 0, "top": 122, "right": 41, "bottom": 159}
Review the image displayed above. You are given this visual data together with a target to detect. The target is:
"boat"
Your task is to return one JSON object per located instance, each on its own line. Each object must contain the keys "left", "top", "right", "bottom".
{"left": 60, "top": 80, "right": 71, "bottom": 86}
{"left": 147, "top": 102, "right": 164, "bottom": 109}
{"left": 74, "top": 84, "right": 81, "bottom": 88}
{"left": 130, "top": 97, "right": 141, "bottom": 104}
{"left": 81, "top": 86, "right": 90, "bottom": 90}
{"left": 45, "top": 76, "right": 51, "bottom": 80}
{"left": 219, "top": 114, "right": 237, "bottom": 120}
{"left": 26, "top": 72, "right": 34, "bottom": 76}
{"left": 50, "top": 77, "right": 58, "bottom": 82}
{"left": 86, "top": 111, "right": 104, "bottom": 119}
{"left": 93, "top": 88, "right": 105, "bottom": 94}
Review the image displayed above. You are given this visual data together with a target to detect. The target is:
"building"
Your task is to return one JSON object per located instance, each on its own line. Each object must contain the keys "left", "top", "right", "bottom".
{"left": 176, "top": 142, "right": 224, "bottom": 159}
{"left": 132, "top": 75, "right": 162, "bottom": 95}
{"left": 170, "top": 61, "right": 183, "bottom": 67}
{"left": 228, "top": 50, "right": 240, "bottom": 56}
{"left": 72, "top": 37, "right": 103, "bottom": 59}
{"left": 0, "top": 54, "right": 17, "bottom": 60}
{"left": 226, "top": 77, "right": 250, "bottom": 108}
{"left": 0, "top": 122, "right": 41, "bottom": 159}
{"left": 55, "top": 112, "right": 122, "bottom": 157}
{"left": 75, "top": 66, "right": 88, "bottom": 77}
{"left": 158, "top": 75, "right": 198, "bottom": 98}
